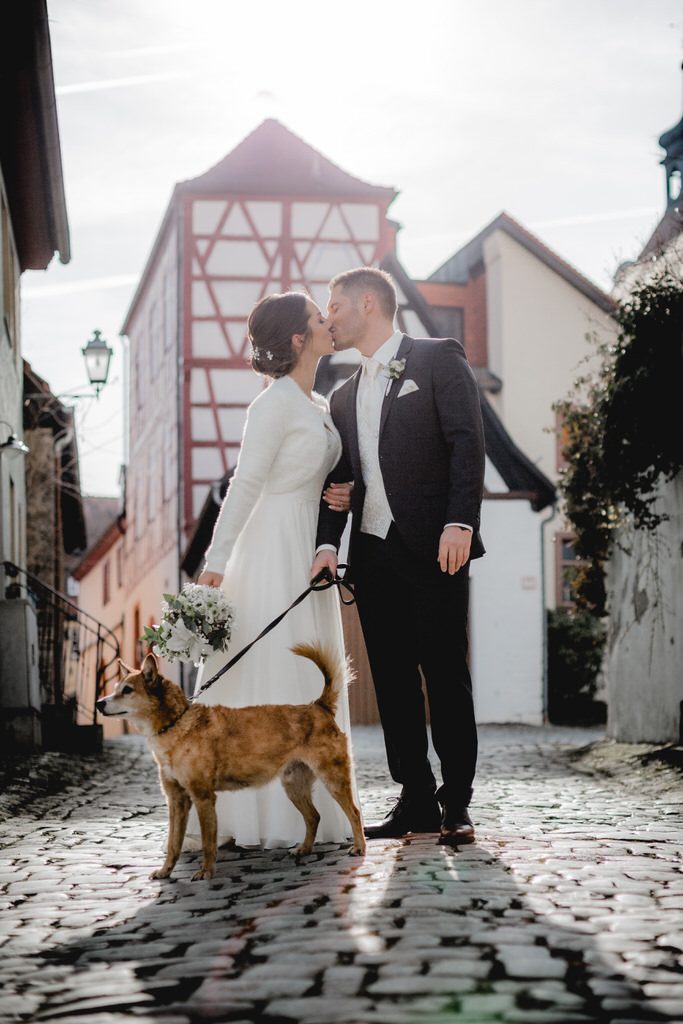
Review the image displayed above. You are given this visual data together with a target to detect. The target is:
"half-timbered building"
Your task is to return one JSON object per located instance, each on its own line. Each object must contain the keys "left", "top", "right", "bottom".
{"left": 118, "top": 119, "right": 561, "bottom": 722}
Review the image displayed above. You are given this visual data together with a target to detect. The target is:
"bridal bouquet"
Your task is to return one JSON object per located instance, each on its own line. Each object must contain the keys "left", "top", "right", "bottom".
{"left": 143, "top": 584, "right": 235, "bottom": 666}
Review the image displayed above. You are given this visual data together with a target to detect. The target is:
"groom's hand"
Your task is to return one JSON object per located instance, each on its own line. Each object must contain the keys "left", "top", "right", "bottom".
{"left": 198, "top": 571, "right": 224, "bottom": 588}
{"left": 438, "top": 526, "right": 471, "bottom": 575}
{"left": 311, "top": 549, "right": 338, "bottom": 581}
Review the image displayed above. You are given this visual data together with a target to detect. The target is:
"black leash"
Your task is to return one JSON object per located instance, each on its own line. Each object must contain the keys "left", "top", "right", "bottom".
{"left": 190, "top": 565, "right": 355, "bottom": 702}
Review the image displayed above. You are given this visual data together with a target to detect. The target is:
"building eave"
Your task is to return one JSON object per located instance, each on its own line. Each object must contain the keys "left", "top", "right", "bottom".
{"left": 120, "top": 194, "right": 177, "bottom": 335}
{"left": 429, "top": 211, "right": 615, "bottom": 315}
{"left": 177, "top": 119, "right": 398, "bottom": 202}
{"left": 386, "top": 252, "right": 556, "bottom": 512}
{"left": 71, "top": 516, "right": 126, "bottom": 581}
{"left": 1, "top": 0, "right": 70, "bottom": 270}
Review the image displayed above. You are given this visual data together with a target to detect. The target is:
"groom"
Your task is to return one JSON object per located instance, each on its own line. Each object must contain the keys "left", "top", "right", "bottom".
{"left": 312, "top": 267, "right": 486, "bottom": 845}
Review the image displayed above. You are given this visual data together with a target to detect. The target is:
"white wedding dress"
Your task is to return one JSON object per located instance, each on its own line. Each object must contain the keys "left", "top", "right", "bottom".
{"left": 184, "top": 373, "right": 359, "bottom": 849}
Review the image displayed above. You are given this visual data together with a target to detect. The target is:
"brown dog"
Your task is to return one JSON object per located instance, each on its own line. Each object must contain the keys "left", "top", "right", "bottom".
{"left": 96, "top": 643, "right": 365, "bottom": 879}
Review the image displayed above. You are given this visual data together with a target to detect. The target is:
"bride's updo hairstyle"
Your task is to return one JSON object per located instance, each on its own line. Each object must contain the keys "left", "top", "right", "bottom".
{"left": 248, "top": 292, "right": 312, "bottom": 379}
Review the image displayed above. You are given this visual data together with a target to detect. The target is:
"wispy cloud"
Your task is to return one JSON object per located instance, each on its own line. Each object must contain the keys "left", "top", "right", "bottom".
{"left": 56, "top": 71, "right": 191, "bottom": 96}
{"left": 529, "top": 207, "right": 659, "bottom": 230}
{"left": 105, "top": 44, "right": 202, "bottom": 58}
{"left": 410, "top": 207, "right": 662, "bottom": 250}
{"left": 22, "top": 275, "right": 139, "bottom": 300}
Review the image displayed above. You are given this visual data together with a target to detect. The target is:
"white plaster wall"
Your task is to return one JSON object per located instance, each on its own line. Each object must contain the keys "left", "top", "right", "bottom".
{"left": 605, "top": 471, "right": 683, "bottom": 743}
{"left": 124, "top": 220, "right": 180, "bottom": 595}
{"left": 470, "top": 498, "right": 544, "bottom": 724}
{"left": 75, "top": 535, "right": 127, "bottom": 736}
{"left": 483, "top": 229, "right": 616, "bottom": 610}
{"left": 125, "top": 545, "right": 182, "bottom": 685}
{"left": 0, "top": 177, "right": 26, "bottom": 585}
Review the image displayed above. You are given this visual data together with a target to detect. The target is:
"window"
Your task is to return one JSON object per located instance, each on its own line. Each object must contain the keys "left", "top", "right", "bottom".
{"left": 430, "top": 306, "right": 464, "bottom": 341}
{"left": 133, "top": 603, "right": 142, "bottom": 664}
{"left": 555, "top": 533, "right": 586, "bottom": 608}
{"left": 147, "top": 457, "right": 156, "bottom": 523}
{"left": 9, "top": 477, "right": 17, "bottom": 563}
{"left": 103, "top": 559, "right": 111, "bottom": 605}
{"left": 555, "top": 410, "right": 571, "bottom": 473}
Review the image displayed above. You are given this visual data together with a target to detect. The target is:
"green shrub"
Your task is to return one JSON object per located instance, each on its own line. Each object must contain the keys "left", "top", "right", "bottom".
{"left": 554, "top": 265, "right": 683, "bottom": 615}
{"left": 547, "top": 608, "right": 606, "bottom": 725}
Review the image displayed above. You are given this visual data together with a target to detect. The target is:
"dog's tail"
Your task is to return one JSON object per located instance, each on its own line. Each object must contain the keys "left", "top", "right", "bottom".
{"left": 290, "top": 642, "right": 353, "bottom": 716}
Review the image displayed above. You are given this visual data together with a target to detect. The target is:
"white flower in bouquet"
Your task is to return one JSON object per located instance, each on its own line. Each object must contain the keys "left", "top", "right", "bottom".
{"left": 143, "top": 583, "right": 235, "bottom": 666}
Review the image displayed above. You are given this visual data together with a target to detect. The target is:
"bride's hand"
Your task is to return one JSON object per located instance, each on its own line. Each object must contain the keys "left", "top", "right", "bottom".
{"left": 198, "top": 571, "right": 224, "bottom": 588}
{"left": 323, "top": 481, "right": 353, "bottom": 512}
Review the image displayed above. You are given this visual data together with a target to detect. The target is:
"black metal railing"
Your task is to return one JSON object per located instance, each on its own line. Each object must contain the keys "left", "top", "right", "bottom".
{"left": 3, "top": 561, "right": 120, "bottom": 725}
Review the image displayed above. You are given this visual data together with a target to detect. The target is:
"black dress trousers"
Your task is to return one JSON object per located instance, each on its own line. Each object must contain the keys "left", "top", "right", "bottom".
{"left": 352, "top": 524, "right": 477, "bottom": 807}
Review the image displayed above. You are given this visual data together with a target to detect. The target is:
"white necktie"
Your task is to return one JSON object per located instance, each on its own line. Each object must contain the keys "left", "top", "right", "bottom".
{"left": 357, "top": 358, "right": 393, "bottom": 538}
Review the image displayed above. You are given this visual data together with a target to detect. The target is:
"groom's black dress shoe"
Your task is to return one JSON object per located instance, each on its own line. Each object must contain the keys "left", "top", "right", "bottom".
{"left": 363, "top": 794, "right": 441, "bottom": 839}
{"left": 438, "top": 805, "right": 475, "bottom": 846}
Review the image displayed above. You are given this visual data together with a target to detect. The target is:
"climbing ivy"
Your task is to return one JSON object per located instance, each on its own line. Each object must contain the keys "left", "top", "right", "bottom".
{"left": 554, "top": 262, "right": 683, "bottom": 616}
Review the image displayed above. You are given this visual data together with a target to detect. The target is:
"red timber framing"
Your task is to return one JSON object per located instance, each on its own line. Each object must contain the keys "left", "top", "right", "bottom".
{"left": 181, "top": 193, "right": 395, "bottom": 534}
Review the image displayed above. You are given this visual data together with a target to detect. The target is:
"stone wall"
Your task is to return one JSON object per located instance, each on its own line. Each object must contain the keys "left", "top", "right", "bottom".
{"left": 25, "top": 427, "right": 59, "bottom": 589}
{"left": 605, "top": 471, "right": 683, "bottom": 743}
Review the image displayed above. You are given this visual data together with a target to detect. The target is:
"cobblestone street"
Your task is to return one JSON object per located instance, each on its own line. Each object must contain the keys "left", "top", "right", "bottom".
{"left": 1, "top": 724, "right": 682, "bottom": 1024}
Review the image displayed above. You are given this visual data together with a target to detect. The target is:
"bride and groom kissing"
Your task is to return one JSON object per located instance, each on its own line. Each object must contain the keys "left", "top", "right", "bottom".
{"left": 193, "top": 265, "right": 486, "bottom": 852}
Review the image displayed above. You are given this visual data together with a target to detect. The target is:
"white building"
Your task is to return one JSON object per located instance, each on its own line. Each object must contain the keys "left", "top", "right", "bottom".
{"left": 417, "top": 212, "right": 617, "bottom": 618}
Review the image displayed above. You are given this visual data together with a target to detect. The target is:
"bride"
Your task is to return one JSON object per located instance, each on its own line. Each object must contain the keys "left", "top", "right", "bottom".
{"left": 185, "top": 291, "right": 360, "bottom": 850}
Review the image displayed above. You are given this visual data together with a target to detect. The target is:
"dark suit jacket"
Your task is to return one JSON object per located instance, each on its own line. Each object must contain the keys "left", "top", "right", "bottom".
{"left": 316, "top": 335, "right": 486, "bottom": 574}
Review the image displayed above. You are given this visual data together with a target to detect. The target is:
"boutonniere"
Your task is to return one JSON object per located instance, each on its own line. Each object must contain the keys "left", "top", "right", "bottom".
{"left": 387, "top": 358, "right": 406, "bottom": 381}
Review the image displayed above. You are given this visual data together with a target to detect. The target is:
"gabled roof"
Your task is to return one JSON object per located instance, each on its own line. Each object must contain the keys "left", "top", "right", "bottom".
{"left": 82, "top": 496, "right": 122, "bottom": 550}
{"left": 70, "top": 498, "right": 125, "bottom": 581}
{"left": 639, "top": 206, "right": 683, "bottom": 260}
{"left": 1, "top": 0, "right": 70, "bottom": 270}
{"left": 429, "top": 211, "right": 614, "bottom": 314}
{"left": 384, "top": 253, "right": 556, "bottom": 511}
{"left": 121, "top": 119, "right": 397, "bottom": 334}
{"left": 177, "top": 119, "right": 398, "bottom": 201}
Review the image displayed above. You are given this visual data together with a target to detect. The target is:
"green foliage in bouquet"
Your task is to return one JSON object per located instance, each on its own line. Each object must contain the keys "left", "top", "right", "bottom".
{"left": 142, "top": 584, "right": 235, "bottom": 665}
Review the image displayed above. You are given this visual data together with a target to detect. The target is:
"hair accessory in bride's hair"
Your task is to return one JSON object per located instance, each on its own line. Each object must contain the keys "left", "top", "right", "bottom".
{"left": 250, "top": 345, "right": 274, "bottom": 362}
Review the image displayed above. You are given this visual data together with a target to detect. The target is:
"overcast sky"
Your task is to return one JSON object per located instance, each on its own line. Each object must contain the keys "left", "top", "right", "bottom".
{"left": 21, "top": 0, "right": 682, "bottom": 498}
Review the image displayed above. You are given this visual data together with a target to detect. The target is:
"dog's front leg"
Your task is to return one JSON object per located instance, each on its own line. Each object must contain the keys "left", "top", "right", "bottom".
{"left": 190, "top": 792, "right": 218, "bottom": 880}
{"left": 150, "top": 780, "right": 191, "bottom": 879}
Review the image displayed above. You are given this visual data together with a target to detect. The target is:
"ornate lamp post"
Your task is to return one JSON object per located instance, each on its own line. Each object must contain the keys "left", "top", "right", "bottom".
{"left": 0, "top": 420, "right": 30, "bottom": 459}
{"left": 81, "top": 329, "right": 113, "bottom": 398}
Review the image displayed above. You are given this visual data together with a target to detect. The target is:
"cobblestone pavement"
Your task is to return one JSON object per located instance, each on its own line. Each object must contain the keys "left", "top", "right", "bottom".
{"left": 1, "top": 724, "right": 682, "bottom": 1024}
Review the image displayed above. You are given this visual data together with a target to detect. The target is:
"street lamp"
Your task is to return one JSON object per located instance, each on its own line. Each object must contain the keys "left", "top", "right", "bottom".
{"left": 0, "top": 420, "right": 30, "bottom": 459}
{"left": 81, "top": 329, "right": 113, "bottom": 398}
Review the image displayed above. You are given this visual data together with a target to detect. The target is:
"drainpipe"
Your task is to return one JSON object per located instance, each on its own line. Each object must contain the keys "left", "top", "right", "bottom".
{"left": 175, "top": 204, "right": 186, "bottom": 694}
{"left": 540, "top": 501, "right": 559, "bottom": 723}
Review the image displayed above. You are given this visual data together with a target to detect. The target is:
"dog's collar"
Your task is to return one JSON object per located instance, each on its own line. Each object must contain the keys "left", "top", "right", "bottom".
{"left": 156, "top": 707, "right": 189, "bottom": 736}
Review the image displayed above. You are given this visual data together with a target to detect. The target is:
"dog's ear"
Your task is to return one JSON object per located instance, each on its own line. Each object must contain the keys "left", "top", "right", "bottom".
{"left": 141, "top": 652, "right": 164, "bottom": 694}
{"left": 118, "top": 658, "right": 135, "bottom": 678}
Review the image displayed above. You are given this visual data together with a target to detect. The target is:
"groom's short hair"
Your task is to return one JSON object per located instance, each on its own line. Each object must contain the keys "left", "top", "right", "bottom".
{"left": 330, "top": 267, "right": 398, "bottom": 320}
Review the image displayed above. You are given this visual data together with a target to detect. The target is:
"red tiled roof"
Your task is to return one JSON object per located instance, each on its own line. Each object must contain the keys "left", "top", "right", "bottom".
{"left": 178, "top": 119, "right": 397, "bottom": 199}
{"left": 429, "top": 211, "right": 615, "bottom": 314}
